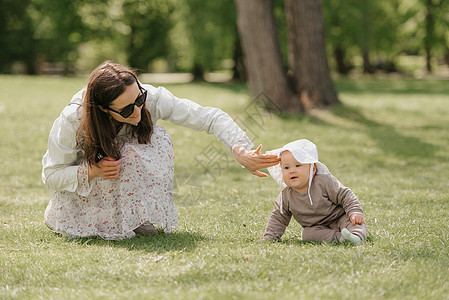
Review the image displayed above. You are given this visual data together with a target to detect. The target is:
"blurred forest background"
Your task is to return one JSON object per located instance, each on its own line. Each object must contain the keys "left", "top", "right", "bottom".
{"left": 1, "top": 0, "right": 448, "bottom": 79}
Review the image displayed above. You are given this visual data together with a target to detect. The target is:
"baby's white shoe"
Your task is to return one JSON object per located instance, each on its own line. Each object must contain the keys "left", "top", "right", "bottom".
{"left": 340, "top": 228, "right": 362, "bottom": 245}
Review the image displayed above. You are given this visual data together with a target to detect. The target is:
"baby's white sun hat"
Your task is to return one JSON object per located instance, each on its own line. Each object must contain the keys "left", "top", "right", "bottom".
{"left": 266, "top": 139, "right": 330, "bottom": 208}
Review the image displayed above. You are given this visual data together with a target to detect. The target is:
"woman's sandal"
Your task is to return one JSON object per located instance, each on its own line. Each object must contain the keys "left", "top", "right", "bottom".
{"left": 133, "top": 221, "right": 157, "bottom": 236}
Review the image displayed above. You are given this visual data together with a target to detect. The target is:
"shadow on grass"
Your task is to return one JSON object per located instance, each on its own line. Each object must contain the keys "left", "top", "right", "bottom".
{"left": 164, "top": 81, "right": 248, "bottom": 94}
{"left": 66, "top": 230, "right": 207, "bottom": 253}
{"left": 275, "top": 102, "right": 442, "bottom": 167}
{"left": 331, "top": 103, "right": 441, "bottom": 162}
{"left": 274, "top": 235, "right": 374, "bottom": 247}
{"left": 336, "top": 78, "right": 449, "bottom": 96}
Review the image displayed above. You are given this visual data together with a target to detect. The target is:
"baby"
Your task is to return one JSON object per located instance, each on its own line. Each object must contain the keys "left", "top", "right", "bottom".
{"left": 261, "top": 139, "right": 367, "bottom": 245}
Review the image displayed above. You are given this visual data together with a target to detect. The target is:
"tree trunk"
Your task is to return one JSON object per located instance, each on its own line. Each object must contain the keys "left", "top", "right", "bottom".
{"left": 362, "top": 48, "right": 374, "bottom": 73}
{"left": 334, "top": 46, "right": 350, "bottom": 75}
{"left": 424, "top": 0, "right": 434, "bottom": 73}
{"left": 285, "top": 0, "right": 339, "bottom": 109}
{"left": 192, "top": 63, "right": 205, "bottom": 81}
{"left": 361, "top": 0, "right": 373, "bottom": 74}
{"left": 232, "top": 31, "right": 246, "bottom": 82}
{"left": 444, "top": 47, "right": 449, "bottom": 66}
{"left": 234, "top": 0, "right": 295, "bottom": 111}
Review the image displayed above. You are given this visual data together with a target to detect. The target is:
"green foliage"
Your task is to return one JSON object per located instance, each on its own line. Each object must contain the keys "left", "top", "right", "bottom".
{"left": 29, "top": 0, "right": 85, "bottom": 63}
{"left": 1, "top": 76, "right": 449, "bottom": 299}
{"left": 122, "top": 0, "right": 174, "bottom": 72}
{"left": 417, "top": 0, "right": 449, "bottom": 56}
{"left": 324, "top": 0, "right": 409, "bottom": 72}
{"left": 323, "top": 0, "right": 449, "bottom": 73}
{"left": 0, "top": 0, "right": 35, "bottom": 73}
{"left": 0, "top": 0, "right": 448, "bottom": 75}
{"left": 182, "top": 0, "right": 237, "bottom": 77}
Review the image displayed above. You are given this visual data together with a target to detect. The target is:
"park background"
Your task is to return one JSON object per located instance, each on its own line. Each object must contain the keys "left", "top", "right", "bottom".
{"left": 2, "top": 0, "right": 449, "bottom": 78}
{"left": 1, "top": 0, "right": 449, "bottom": 299}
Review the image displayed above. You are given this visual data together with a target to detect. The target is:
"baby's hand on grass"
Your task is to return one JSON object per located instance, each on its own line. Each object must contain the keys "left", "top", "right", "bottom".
{"left": 350, "top": 213, "right": 365, "bottom": 225}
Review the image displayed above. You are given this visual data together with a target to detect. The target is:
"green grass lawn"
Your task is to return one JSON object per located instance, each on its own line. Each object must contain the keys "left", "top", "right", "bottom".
{"left": 1, "top": 75, "right": 448, "bottom": 299}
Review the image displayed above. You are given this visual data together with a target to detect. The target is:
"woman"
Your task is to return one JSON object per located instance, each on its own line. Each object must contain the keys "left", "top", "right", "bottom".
{"left": 42, "top": 61, "right": 279, "bottom": 240}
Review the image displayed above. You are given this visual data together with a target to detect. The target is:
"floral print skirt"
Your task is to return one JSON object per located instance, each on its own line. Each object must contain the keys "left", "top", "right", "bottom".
{"left": 44, "top": 126, "right": 178, "bottom": 240}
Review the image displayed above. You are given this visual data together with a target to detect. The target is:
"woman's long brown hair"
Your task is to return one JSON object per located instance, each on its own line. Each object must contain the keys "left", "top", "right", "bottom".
{"left": 76, "top": 61, "right": 153, "bottom": 166}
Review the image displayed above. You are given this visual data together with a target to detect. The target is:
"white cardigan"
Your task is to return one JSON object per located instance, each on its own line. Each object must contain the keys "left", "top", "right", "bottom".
{"left": 42, "top": 83, "right": 254, "bottom": 193}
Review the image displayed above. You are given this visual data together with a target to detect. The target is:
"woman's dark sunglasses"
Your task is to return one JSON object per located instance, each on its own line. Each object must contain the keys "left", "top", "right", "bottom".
{"left": 108, "top": 88, "right": 147, "bottom": 118}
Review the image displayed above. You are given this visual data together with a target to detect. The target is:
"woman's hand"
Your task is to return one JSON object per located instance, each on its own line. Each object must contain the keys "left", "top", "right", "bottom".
{"left": 232, "top": 145, "right": 281, "bottom": 177}
{"left": 88, "top": 157, "right": 122, "bottom": 180}
{"left": 350, "top": 213, "right": 365, "bottom": 225}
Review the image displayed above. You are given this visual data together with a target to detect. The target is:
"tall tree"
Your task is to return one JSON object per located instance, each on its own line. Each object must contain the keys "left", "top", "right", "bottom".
{"left": 30, "top": 0, "right": 86, "bottom": 73}
{"left": 183, "top": 0, "right": 239, "bottom": 81}
{"left": 360, "top": 0, "right": 374, "bottom": 73}
{"left": 323, "top": 0, "right": 355, "bottom": 75}
{"left": 231, "top": 29, "right": 246, "bottom": 82}
{"left": 0, "top": 0, "right": 35, "bottom": 73}
{"left": 323, "top": 0, "right": 406, "bottom": 75}
{"left": 420, "top": 0, "right": 449, "bottom": 72}
{"left": 234, "top": 0, "right": 295, "bottom": 111}
{"left": 122, "top": 0, "right": 173, "bottom": 72}
{"left": 235, "top": 0, "right": 338, "bottom": 113}
{"left": 423, "top": 0, "right": 435, "bottom": 72}
{"left": 285, "top": 0, "right": 339, "bottom": 108}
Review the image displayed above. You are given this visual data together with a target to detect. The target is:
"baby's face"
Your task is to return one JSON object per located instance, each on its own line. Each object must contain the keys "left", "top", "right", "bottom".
{"left": 280, "top": 151, "right": 312, "bottom": 193}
